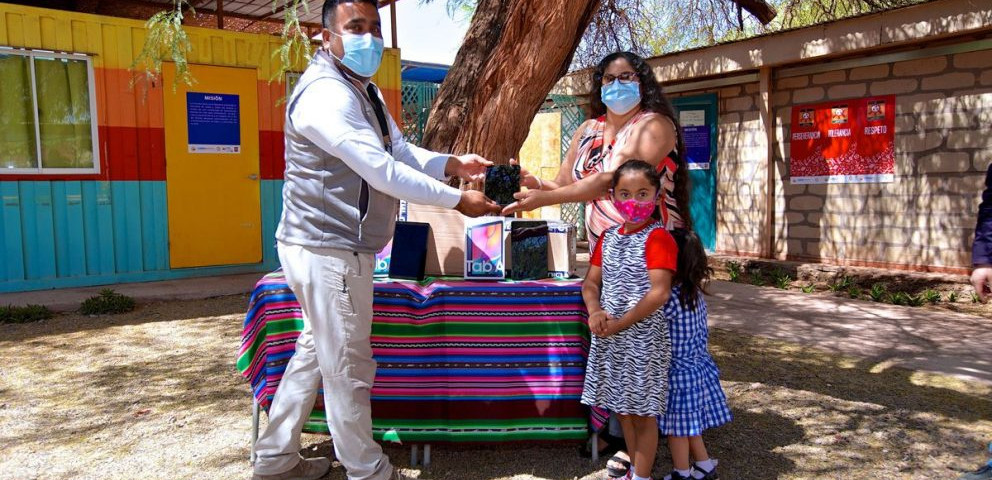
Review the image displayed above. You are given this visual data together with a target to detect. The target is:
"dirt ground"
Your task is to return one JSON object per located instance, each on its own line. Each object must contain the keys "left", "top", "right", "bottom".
{"left": 1, "top": 295, "right": 990, "bottom": 480}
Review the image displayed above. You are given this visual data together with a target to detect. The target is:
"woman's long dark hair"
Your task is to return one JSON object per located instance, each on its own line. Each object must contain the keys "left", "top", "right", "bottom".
{"left": 590, "top": 51, "right": 692, "bottom": 231}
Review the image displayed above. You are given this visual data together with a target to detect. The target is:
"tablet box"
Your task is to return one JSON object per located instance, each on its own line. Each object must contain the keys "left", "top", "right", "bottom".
{"left": 547, "top": 221, "right": 577, "bottom": 279}
{"left": 374, "top": 238, "right": 392, "bottom": 276}
{"left": 465, "top": 216, "right": 507, "bottom": 280}
{"left": 406, "top": 203, "right": 468, "bottom": 277}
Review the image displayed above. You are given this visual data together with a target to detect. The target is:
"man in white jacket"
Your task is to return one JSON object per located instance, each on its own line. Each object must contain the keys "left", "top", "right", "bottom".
{"left": 252, "top": 1, "right": 500, "bottom": 479}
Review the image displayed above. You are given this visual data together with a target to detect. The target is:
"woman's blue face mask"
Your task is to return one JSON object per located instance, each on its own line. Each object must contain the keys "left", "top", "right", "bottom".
{"left": 601, "top": 80, "right": 641, "bottom": 115}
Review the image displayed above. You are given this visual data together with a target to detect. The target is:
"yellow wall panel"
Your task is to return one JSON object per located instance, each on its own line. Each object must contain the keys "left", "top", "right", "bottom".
{"left": 6, "top": 12, "right": 24, "bottom": 46}
{"left": 39, "top": 15, "right": 55, "bottom": 49}
{"left": 0, "top": 12, "right": 8, "bottom": 44}
{"left": 55, "top": 16, "right": 72, "bottom": 51}
{"left": 0, "top": 4, "right": 399, "bottom": 85}
{"left": 22, "top": 13, "right": 41, "bottom": 49}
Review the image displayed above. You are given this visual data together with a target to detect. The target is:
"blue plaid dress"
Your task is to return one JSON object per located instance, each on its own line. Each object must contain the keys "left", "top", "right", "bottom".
{"left": 657, "top": 288, "right": 732, "bottom": 436}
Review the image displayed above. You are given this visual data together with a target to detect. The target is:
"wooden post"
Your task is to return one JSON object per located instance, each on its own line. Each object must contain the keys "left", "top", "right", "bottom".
{"left": 216, "top": 0, "right": 224, "bottom": 30}
{"left": 389, "top": 0, "right": 398, "bottom": 49}
{"left": 759, "top": 66, "right": 776, "bottom": 259}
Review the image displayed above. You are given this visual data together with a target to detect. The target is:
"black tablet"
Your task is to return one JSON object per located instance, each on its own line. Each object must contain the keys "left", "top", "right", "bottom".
{"left": 388, "top": 221, "right": 430, "bottom": 281}
{"left": 484, "top": 165, "right": 521, "bottom": 206}
{"left": 509, "top": 220, "right": 548, "bottom": 281}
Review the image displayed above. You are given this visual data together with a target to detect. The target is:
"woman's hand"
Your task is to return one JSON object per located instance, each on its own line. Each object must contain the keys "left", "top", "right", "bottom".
{"left": 510, "top": 158, "right": 541, "bottom": 190}
{"left": 501, "top": 188, "right": 550, "bottom": 215}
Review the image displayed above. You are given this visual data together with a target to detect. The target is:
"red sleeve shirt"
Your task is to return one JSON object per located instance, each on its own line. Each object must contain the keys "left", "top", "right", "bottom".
{"left": 590, "top": 237, "right": 604, "bottom": 267}
{"left": 588, "top": 227, "right": 678, "bottom": 271}
{"left": 646, "top": 228, "right": 678, "bottom": 271}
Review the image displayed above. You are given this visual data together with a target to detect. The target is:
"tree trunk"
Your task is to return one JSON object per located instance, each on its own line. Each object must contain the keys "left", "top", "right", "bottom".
{"left": 421, "top": 0, "right": 774, "bottom": 164}
{"left": 421, "top": 0, "right": 602, "bottom": 164}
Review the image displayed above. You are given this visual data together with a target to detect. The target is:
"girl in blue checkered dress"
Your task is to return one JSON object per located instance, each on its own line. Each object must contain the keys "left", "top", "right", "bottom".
{"left": 658, "top": 229, "right": 732, "bottom": 480}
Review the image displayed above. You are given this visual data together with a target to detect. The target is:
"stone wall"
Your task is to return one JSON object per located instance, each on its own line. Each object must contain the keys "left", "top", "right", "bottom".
{"left": 772, "top": 50, "right": 992, "bottom": 272}
{"left": 668, "top": 47, "right": 991, "bottom": 272}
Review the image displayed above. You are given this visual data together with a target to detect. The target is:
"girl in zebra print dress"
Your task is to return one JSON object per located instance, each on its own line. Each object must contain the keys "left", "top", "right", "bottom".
{"left": 582, "top": 160, "right": 677, "bottom": 480}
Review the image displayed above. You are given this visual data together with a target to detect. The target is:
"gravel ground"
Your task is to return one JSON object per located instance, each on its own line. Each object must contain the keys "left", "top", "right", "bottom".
{"left": 1, "top": 295, "right": 990, "bottom": 480}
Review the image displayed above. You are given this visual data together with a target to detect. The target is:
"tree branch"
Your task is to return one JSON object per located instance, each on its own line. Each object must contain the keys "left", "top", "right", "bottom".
{"left": 728, "top": 0, "right": 776, "bottom": 24}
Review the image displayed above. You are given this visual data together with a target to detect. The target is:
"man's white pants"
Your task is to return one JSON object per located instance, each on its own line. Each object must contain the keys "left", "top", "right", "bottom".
{"left": 254, "top": 242, "right": 393, "bottom": 480}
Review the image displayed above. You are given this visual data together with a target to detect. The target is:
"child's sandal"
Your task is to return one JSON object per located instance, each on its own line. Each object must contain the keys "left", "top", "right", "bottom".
{"left": 605, "top": 454, "right": 631, "bottom": 478}
{"left": 692, "top": 460, "right": 719, "bottom": 480}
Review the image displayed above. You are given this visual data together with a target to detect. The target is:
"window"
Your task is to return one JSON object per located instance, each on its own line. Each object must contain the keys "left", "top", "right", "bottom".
{"left": 0, "top": 48, "right": 99, "bottom": 174}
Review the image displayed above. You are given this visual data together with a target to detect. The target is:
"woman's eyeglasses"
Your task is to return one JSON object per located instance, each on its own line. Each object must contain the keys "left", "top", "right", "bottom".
{"left": 602, "top": 71, "right": 639, "bottom": 84}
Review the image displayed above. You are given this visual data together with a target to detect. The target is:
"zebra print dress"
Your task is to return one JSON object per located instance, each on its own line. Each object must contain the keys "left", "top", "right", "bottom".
{"left": 581, "top": 223, "right": 673, "bottom": 416}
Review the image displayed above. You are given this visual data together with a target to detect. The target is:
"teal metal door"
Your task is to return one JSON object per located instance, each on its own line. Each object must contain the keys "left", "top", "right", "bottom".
{"left": 672, "top": 94, "right": 718, "bottom": 251}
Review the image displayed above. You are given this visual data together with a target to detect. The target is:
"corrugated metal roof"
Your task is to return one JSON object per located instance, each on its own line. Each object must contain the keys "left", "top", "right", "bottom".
{"left": 139, "top": 0, "right": 397, "bottom": 25}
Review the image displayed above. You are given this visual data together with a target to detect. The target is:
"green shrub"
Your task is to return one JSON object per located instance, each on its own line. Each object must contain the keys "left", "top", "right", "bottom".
{"left": 922, "top": 289, "right": 941, "bottom": 305}
{"left": 888, "top": 291, "right": 924, "bottom": 307}
{"left": 726, "top": 261, "right": 742, "bottom": 282}
{"left": 749, "top": 270, "right": 766, "bottom": 287}
{"left": 972, "top": 292, "right": 981, "bottom": 304}
{"left": 771, "top": 268, "right": 792, "bottom": 289}
{"left": 889, "top": 291, "right": 910, "bottom": 306}
{"left": 868, "top": 283, "right": 888, "bottom": 302}
{"left": 847, "top": 285, "right": 862, "bottom": 299}
{"left": 948, "top": 291, "right": 959, "bottom": 303}
{"left": 0, "top": 304, "right": 54, "bottom": 324}
{"left": 80, "top": 289, "right": 136, "bottom": 315}
{"left": 800, "top": 284, "right": 816, "bottom": 293}
{"left": 827, "top": 275, "right": 853, "bottom": 292}
{"left": 907, "top": 293, "right": 925, "bottom": 307}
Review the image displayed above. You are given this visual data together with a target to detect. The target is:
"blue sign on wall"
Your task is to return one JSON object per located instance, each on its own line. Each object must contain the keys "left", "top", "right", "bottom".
{"left": 186, "top": 92, "right": 241, "bottom": 154}
{"left": 682, "top": 125, "right": 711, "bottom": 170}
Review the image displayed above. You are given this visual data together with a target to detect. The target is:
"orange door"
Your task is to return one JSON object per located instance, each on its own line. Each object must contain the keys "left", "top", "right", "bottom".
{"left": 162, "top": 64, "right": 261, "bottom": 268}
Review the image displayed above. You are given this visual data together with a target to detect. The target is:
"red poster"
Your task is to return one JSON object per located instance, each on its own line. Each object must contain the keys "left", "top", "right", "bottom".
{"left": 789, "top": 95, "right": 895, "bottom": 184}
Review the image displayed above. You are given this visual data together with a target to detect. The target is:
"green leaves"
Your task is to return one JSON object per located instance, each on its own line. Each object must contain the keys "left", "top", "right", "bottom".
{"left": 271, "top": 0, "right": 314, "bottom": 85}
{"left": 131, "top": 1, "right": 194, "bottom": 92}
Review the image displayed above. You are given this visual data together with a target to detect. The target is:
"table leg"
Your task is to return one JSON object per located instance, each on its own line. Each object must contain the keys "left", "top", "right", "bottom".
{"left": 251, "top": 398, "right": 260, "bottom": 464}
{"left": 423, "top": 444, "right": 431, "bottom": 468}
{"left": 410, "top": 444, "right": 419, "bottom": 466}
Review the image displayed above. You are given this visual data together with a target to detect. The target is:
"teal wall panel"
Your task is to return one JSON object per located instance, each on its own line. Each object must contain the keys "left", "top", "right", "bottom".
{"left": 260, "top": 179, "right": 284, "bottom": 269}
{"left": 1, "top": 179, "right": 270, "bottom": 292}
{"left": 110, "top": 182, "right": 144, "bottom": 273}
{"left": 20, "top": 182, "right": 57, "bottom": 280}
{"left": 140, "top": 181, "right": 169, "bottom": 271}
{"left": 0, "top": 182, "right": 25, "bottom": 281}
{"left": 52, "top": 181, "right": 88, "bottom": 278}
{"left": 81, "top": 181, "right": 117, "bottom": 275}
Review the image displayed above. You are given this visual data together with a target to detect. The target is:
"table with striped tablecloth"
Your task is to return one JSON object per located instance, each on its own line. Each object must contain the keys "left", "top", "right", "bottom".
{"left": 238, "top": 270, "right": 591, "bottom": 446}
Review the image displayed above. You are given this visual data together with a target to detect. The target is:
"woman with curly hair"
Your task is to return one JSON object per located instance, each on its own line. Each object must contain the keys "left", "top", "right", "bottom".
{"left": 503, "top": 51, "right": 691, "bottom": 248}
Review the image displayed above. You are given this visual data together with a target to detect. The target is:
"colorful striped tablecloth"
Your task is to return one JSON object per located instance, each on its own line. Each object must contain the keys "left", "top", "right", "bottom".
{"left": 237, "top": 270, "right": 591, "bottom": 443}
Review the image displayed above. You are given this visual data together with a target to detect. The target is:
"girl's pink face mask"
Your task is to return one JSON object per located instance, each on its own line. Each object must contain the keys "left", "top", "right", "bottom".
{"left": 612, "top": 196, "right": 657, "bottom": 223}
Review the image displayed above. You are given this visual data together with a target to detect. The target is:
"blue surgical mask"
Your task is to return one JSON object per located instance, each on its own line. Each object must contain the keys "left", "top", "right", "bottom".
{"left": 601, "top": 80, "right": 641, "bottom": 115}
{"left": 330, "top": 31, "right": 384, "bottom": 78}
